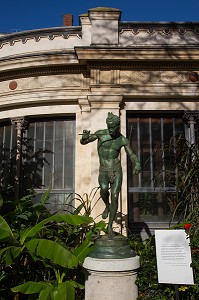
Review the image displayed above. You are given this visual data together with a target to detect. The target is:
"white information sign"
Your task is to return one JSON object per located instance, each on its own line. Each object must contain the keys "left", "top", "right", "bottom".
{"left": 155, "top": 230, "right": 194, "bottom": 285}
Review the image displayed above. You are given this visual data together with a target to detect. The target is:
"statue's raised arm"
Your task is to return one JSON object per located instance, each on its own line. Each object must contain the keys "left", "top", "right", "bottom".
{"left": 80, "top": 129, "right": 98, "bottom": 144}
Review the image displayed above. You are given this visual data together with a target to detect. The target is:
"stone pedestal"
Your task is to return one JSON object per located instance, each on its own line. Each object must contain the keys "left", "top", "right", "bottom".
{"left": 83, "top": 256, "right": 140, "bottom": 300}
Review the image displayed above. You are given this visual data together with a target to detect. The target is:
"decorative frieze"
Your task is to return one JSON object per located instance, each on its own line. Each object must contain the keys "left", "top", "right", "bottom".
{"left": 120, "top": 71, "right": 191, "bottom": 84}
{"left": 0, "top": 74, "right": 83, "bottom": 93}
{"left": 119, "top": 23, "right": 199, "bottom": 36}
{"left": 0, "top": 65, "right": 87, "bottom": 81}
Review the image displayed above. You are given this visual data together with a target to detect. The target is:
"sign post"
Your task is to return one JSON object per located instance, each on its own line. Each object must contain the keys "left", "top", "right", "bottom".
{"left": 155, "top": 230, "right": 194, "bottom": 299}
{"left": 174, "top": 285, "right": 179, "bottom": 300}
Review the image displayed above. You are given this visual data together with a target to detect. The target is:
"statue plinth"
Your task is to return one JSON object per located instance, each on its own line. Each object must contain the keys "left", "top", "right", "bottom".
{"left": 89, "top": 235, "right": 136, "bottom": 259}
{"left": 83, "top": 235, "right": 139, "bottom": 300}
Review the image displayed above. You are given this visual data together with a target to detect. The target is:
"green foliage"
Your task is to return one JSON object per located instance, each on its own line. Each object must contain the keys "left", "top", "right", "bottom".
{"left": 130, "top": 234, "right": 199, "bottom": 300}
{"left": 67, "top": 187, "right": 101, "bottom": 218}
{"left": 130, "top": 235, "right": 175, "bottom": 299}
{"left": 169, "top": 135, "right": 199, "bottom": 297}
{"left": 168, "top": 136, "right": 199, "bottom": 223}
{"left": 0, "top": 190, "right": 105, "bottom": 300}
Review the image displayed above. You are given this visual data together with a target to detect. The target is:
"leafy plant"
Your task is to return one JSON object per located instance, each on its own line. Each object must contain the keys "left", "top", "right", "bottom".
{"left": 0, "top": 190, "right": 105, "bottom": 299}
{"left": 66, "top": 186, "right": 101, "bottom": 218}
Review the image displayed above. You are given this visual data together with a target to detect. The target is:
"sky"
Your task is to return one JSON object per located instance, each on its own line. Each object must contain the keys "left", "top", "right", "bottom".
{"left": 1, "top": 0, "right": 199, "bottom": 33}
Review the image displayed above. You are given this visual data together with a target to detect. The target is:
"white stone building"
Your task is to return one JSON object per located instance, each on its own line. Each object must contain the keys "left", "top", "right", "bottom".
{"left": 0, "top": 7, "right": 199, "bottom": 238}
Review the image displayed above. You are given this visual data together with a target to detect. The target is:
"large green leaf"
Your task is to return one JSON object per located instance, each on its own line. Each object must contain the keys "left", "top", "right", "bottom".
{"left": 38, "top": 281, "right": 76, "bottom": 300}
{"left": 72, "top": 230, "right": 94, "bottom": 263}
{"left": 12, "top": 280, "right": 76, "bottom": 300}
{"left": 11, "top": 281, "right": 51, "bottom": 294}
{"left": 0, "top": 230, "right": 13, "bottom": 240}
{"left": 40, "top": 187, "right": 51, "bottom": 205}
{"left": 0, "top": 215, "right": 14, "bottom": 239}
{"left": 20, "top": 214, "right": 93, "bottom": 244}
{"left": 52, "top": 281, "right": 75, "bottom": 300}
{"left": 73, "top": 243, "right": 94, "bottom": 264}
{"left": 38, "top": 286, "right": 54, "bottom": 300}
{"left": 94, "top": 220, "right": 107, "bottom": 231}
{"left": 0, "top": 246, "right": 21, "bottom": 264}
{"left": 25, "top": 238, "right": 79, "bottom": 268}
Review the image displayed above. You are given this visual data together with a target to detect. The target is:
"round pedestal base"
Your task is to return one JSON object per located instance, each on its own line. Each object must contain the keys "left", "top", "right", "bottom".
{"left": 89, "top": 235, "right": 136, "bottom": 259}
{"left": 83, "top": 256, "right": 140, "bottom": 300}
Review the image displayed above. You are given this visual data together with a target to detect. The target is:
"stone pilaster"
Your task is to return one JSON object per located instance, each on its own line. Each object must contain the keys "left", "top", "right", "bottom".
{"left": 76, "top": 99, "right": 92, "bottom": 202}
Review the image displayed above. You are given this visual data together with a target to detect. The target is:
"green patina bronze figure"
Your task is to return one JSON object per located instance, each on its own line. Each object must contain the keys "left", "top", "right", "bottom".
{"left": 80, "top": 112, "right": 141, "bottom": 237}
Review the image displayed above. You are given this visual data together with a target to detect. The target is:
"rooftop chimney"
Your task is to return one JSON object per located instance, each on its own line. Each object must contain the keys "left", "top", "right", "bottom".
{"left": 63, "top": 14, "right": 73, "bottom": 26}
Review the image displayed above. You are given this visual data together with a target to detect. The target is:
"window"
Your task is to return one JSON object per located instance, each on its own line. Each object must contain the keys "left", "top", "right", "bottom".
{"left": 127, "top": 112, "right": 185, "bottom": 238}
{"left": 0, "top": 117, "right": 75, "bottom": 213}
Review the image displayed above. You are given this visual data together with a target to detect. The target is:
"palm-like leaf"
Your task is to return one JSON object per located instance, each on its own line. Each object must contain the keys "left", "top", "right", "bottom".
{"left": 25, "top": 238, "right": 79, "bottom": 268}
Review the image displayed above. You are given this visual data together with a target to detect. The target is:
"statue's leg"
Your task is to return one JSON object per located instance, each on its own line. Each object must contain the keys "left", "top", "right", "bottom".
{"left": 98, "top": 171, "right": 110, "bottom": 219}
{"left": 108, "top": 169, "right": 122, "bottom": 236}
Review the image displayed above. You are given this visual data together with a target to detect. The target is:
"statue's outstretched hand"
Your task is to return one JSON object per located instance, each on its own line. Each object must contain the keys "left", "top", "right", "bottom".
{"left": 80, "top": 130, "right": 90, "bottom": 143}
{"left": 133, "top": 162, "right": 141, "bottom": 175}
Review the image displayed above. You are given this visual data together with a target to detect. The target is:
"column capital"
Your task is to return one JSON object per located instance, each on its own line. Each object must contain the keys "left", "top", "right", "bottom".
{"left": 78, "top": 98, "right": 91, "bottom": 112}
{"left": 183, "top": 111, "right": 199, "bottom": 145}
{"left": 88, "top": 95, "right": 123, "bottom": 109}
{"left": 11, "top": 117, "right": 28, "bottom": 130}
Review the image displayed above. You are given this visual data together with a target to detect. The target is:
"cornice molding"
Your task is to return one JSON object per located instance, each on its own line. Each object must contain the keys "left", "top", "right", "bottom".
{"left": 87, "top": 61, "right": 199, "bottom": 70}
{"left": 75, "top": 47, "right": 199, "bottom": 62}
{"left": 1, "top": 61, "right": 199, "bottom": 83}
{"left": 0, "top": 51, "right": 79, "bottom": 73}
{"left": 0, "top": 65, "right": 89, "bottom": 82}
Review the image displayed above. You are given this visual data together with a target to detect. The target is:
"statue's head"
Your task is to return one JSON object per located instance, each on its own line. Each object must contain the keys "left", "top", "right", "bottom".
{"left": 106, "top": 112, "right": 120, "bottom": 136}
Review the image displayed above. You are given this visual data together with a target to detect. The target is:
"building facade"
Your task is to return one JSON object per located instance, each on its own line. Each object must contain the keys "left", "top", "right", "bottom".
{"left": 0, "top": 7, "right": 199, "bottom": 238}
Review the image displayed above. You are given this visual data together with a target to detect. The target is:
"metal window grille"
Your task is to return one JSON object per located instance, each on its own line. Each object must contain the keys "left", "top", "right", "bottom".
{"left": 127, "top": 112, "right": 185, "bottom": 236}
{"left": 24, "top": 117, "right": 75, "bottom": 212}
{"left": 0, "top": 117, "right": 75, "bottom": 213}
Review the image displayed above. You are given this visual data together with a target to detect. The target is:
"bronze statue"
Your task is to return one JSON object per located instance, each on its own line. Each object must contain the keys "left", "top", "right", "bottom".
{"left": 80, "top": 112, "right": 141, "bottom": 237}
